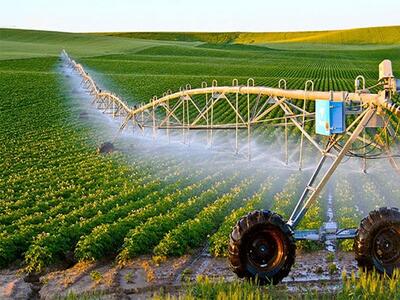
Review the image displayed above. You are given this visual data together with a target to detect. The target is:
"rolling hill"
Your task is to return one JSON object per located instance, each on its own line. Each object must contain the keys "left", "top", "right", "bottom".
{"left": 0, "top": 28, "right": 198, "bottom": 60}
{"left": 94, "top": 25, "right": 400, "bottom": 45}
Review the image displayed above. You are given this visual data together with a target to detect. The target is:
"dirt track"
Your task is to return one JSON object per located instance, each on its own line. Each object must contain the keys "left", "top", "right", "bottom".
{"left": 0, "top": 249, "right": 359, "bottom": 299}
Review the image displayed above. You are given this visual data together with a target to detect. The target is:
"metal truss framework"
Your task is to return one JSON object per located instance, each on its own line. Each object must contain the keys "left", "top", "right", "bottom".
{"left": 62, "top": 50, "right": 400, "bottom": 239}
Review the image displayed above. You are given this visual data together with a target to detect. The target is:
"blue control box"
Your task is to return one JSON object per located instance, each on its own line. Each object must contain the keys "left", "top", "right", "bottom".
{"left": 315, "top": 100, "right": 345, "bottom": 136}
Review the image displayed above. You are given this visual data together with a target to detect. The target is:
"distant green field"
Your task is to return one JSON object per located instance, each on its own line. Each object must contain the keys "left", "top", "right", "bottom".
{"left": 79, "top": 43, "right": 400, "bottom": 103}
{"left": 1, "top": 27, "right": 400, "bottom": 276}
{"left": 94, "top": 25, "right": 400, "bottom": 45}
{"left": 237, "top": 26, "right": 400, "bottom": 44}
{"left": 0, "top": 28, "right": 199, "bottom": 60}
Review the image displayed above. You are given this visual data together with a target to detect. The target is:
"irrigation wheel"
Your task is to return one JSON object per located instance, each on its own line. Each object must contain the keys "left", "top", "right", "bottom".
{"left": 228, "top": 210, "right": 296, "bottom": 284}
{"left": 355, "top": 207, "right": 400, "bottom": 275}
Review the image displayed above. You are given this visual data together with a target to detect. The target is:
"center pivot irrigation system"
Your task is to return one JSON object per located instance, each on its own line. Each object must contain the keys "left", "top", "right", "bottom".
{"left": 62, "top": 50, "right": 400, "bottom": 284}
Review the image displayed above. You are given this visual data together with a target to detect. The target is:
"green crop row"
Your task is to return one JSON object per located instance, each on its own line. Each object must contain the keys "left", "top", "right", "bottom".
{"left": 152, "top": 178, "right": 256, "bottom": 257}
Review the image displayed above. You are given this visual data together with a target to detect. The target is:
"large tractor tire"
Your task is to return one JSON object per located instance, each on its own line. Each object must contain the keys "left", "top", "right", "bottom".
{"left": 354, "top": 207, "right": 400, "bottom": 275}
{"left": 228, "top": 210, "right": 296, "bottom": 285}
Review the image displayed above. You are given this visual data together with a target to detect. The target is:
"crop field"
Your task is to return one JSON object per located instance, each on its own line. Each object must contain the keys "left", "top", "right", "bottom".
{"left": 1, "top": 27, "right": 400, "bottom": 298}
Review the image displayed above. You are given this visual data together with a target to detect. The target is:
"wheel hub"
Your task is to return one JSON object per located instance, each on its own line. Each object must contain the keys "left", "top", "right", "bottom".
{"left": 245, "top": 227, "right": 285, "bottom": 272}
{"left": 373, "top": 228, "right": 400, "bottom": 265}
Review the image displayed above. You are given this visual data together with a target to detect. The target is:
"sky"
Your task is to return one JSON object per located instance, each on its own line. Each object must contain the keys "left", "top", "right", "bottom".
{"left": 1, "top": 0, "right": 399, "bottom": 33}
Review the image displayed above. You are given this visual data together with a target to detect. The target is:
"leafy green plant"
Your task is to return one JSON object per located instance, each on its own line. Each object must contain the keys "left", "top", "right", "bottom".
{"left": 89, "top": 271, "right": 103, "bottom": 283}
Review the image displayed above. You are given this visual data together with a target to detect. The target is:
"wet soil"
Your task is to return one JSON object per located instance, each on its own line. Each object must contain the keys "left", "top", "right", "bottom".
{"left": 0, "top": 250, "right": 358, "bottom": 299}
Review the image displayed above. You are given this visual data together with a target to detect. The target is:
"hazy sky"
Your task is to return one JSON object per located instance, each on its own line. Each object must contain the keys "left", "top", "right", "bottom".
{"left": 1, "top": 0, "right": 399, "bottom": 32}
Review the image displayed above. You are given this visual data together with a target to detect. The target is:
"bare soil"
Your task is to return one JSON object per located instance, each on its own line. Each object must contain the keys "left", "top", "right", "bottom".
{"left": 0, "top": 250, "right": 358, "bottom": 299}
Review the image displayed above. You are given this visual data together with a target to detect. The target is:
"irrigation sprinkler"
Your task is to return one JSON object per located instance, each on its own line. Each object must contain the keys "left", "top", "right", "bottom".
{"left": 61, "top": 50, "right": 400, "bottom": 284}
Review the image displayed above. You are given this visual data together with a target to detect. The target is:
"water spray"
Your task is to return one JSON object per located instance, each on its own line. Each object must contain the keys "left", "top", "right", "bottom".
{"left": 61, "top": 50, "right": 400, "bottom": 284}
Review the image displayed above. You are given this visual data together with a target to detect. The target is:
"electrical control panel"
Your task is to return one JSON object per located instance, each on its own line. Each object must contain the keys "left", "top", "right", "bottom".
{"left": 315, "top": 100, "right": 346, "bottom": 136}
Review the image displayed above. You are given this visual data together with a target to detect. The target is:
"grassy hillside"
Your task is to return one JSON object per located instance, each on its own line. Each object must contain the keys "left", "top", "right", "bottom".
{"left": 237, "top": 26, "right": 400, "bottom": 44}
{"left": 94, "top": 26, "right": 400, "bottom": 45}
{"left": 2, "top": 26, "right": 399, "bottom": 61}
{"left": 95, "top": 32, "right": 240, "bottom": 43}
{"left": 0, "top": 28, "right": 198, "bottom": 60}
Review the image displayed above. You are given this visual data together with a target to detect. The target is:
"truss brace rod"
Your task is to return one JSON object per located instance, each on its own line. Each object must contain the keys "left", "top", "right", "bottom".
{"left": 288, "top": 154, "right": 328, "bottom": 225}
{"left": 279, "top": 102, "right": 329, "bottom": 157}
{"left": 287, "top": 108, "right": 376, "bottom": 228}
{"left": 285, "top": 116, "right": 288, "bottom": 165}
{"left": 236, "top": 91, "right": 239, "bottom": 154}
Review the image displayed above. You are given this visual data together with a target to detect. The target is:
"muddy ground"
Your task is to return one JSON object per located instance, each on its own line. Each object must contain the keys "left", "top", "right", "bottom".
{"left": 0, "top": 249, "right": 359, "bottom": 299}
